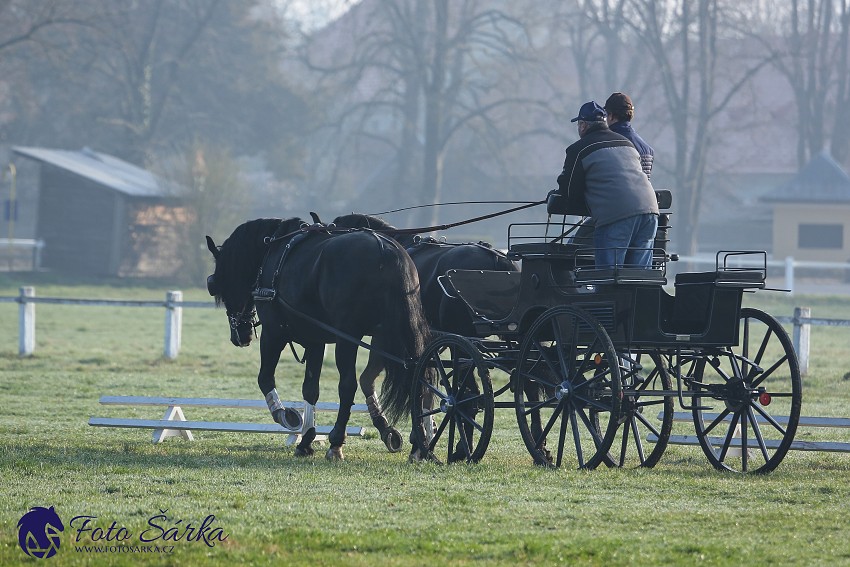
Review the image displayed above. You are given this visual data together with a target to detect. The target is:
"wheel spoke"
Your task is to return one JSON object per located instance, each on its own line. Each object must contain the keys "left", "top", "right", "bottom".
{"left": 537, "top": 402, "right": 565, "bottom": 451}
{"left": 703, "top": 407, "right": 732, "bottom": 436}
{"left": 751, "top": 323, "right": 773, "bottom": 369}
{"left": 569, "top": 403, "right": 583, "bottom": 468}
{"left": 748, "top": 405, "right": 771, "bottom": 462}
{"left": 630, "top": 418, "right": 646, "bottom": 464}
{"left": 456, "top": 407, "right": 486, "bottom": 434}
{"left": 751, "top": 403, "right": 788, "bottom": 436}
{"left": 750, "top": 354, "right": 790, "bottom": 389}
{"left": 447, "top": 410, "right": 456, "bottom": 457}
{"left": 634, "top": 410, "right": 662, "bottom": 437}
{"left": 520, "top": 394, "right": 558, "bottom": 417}
{"left": 718, "top": 412, "right": 741, "bottom": 462}
{"left": 741, "top": 410, "right": 749, "bottom": 472}
{"left": 617, "top": 422, "right": 631, "bottom": 466}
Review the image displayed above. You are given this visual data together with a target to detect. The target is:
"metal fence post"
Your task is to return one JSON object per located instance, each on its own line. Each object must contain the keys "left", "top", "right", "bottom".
{"left": 164, "top": 290, "right": 183, "bottom": 359}
{"left": 792, "top": 306, "right": 811, "bottom": 378}
{"left": 18, "top": 286, "right": 35, "bottom": 356}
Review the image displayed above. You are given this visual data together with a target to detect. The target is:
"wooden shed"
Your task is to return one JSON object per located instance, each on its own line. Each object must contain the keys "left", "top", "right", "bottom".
{"left": 761, "top": 150, "right": 850, "bottom": 263}
{"left": 11, "top": 146, "right": 186, "bottom": 276}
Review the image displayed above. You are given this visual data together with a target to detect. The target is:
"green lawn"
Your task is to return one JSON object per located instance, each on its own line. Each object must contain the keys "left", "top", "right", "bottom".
{"left": 1, "top": 275, "right": 849, "bottom": 566}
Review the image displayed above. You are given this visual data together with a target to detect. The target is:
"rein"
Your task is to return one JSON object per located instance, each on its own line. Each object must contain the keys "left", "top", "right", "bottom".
{"left": 263, "top": 199, "right": 545, "bottom": 247}
{"left": 273, "top": 284, "right": 411, "bottom": 368}
{"left": 387, "top": 200, "right": 545, "bottom": 235}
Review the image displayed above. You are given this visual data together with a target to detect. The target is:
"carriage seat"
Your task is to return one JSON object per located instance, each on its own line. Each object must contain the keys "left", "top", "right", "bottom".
{"left": 507, "top": 241, "right": 589, "bottom": 260}
{"left": 674, "top": 270, "right": 765, "bottom": 288}
{"left": 546, "top": 189, "right": 672, "bottom": 215}
{"left": 574, "top": 266, "right": 666, "bottom": 286}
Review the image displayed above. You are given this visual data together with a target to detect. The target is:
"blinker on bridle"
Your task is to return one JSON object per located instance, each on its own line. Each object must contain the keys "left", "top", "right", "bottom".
{"left": 208, "top": 274, "right": 259, "bottom": 335}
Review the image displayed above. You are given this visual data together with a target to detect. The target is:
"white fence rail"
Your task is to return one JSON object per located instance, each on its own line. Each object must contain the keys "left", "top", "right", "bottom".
{"left": 0, "top": 286, "right": 214, "bottom": 358}
{"left": 0, "top": 239, "right": 44, "bottom": 271}
{"left": 1, "top": 286, "right": 848, "bottom": 369}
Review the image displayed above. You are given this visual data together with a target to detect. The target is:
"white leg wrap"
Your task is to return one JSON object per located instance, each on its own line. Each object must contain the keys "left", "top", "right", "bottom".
{"left": 366, "top": 394, "right": 383, "bottom": 421}
{"left": 303, "top": 401, "right": 316, "bottom": 429}
{"left": 265, "top": 388, "right": 284, "bottom": 414}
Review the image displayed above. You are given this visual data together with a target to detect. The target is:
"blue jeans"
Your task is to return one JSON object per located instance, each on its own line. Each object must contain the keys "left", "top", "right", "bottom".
{"left": 593, "top": 213, "right": 658, "bottom": 269}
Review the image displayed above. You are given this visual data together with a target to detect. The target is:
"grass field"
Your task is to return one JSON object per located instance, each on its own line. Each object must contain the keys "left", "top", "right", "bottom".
{"left": 1, "top": 273, "right": 850, "bottom": 566}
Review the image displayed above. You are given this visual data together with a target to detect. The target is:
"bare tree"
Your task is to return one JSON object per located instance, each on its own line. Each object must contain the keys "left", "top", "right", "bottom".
{"left": 627, "top": 0, "right": 773, "bottom": 254}
{"left": 298, "top": 0, "right": 556, "bottom": 225}
{"left": 754, "top": 0, "right": 850, "bottom": 165}
{"left": 83, "top": 0, "right": 223, "bottom": 164}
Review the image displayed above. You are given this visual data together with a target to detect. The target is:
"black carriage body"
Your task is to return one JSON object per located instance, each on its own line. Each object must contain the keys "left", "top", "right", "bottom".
{"left": 419, "top": 190, "right": 800, "bottom": 473}
{"left": 444, "top": 249, "right": 766, "bottom": 349}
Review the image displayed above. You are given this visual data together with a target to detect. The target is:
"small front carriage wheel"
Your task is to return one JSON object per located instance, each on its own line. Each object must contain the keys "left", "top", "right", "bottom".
{"left": 692, "top": 308, "right": 802, "bottom": 473}
{"left": 514, "top": 305, "right": 622, "bottom": 470}
{"left": 410, "top": 333, "right": 495, "bottom": 463}
{"left": 598, "top": 350, "right": 673, "bottom": 468}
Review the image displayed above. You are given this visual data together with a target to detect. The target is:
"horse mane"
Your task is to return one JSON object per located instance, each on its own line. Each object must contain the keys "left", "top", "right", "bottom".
{"left": 332, "top": 213, "right": 396, "bottom": 232}
{"left": 213, "top": 217, "right": 304, "bottom": 304}
{"left": 332, "top": 213, "right": 421, "bottom": 248}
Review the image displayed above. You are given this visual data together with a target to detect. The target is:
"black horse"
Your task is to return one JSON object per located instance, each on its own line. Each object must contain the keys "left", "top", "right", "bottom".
{"left": 327, "top": 213, "right": 518, "bottom": 462}
{"left": 206, "top": 217, "right": 430, "bottom": 460}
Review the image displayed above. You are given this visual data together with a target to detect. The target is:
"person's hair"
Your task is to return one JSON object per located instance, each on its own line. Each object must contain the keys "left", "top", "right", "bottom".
{"left": 609, "top": 106, "right": 633, "bottom": 122}
{"left": 605, "top": 92, "right": 634, "bottom": 122}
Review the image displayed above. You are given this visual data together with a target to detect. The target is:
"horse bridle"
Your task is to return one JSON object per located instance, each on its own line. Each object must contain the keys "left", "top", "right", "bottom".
{"left": 228, "top": 304, "right": 259, "bottom": 334}
{"left": 207, "top": 274, "right": 260, "bottom": 336}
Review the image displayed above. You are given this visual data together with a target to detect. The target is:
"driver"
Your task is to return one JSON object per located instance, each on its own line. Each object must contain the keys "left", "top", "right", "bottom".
{"left": 551, "top": 100, "right": 658, "bottom": 269}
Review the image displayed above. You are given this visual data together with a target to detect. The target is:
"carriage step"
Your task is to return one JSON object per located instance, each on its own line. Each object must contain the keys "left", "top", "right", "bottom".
{"left": 252, "top": 288, "right": 277, "bottom": 301}
{"left": 648, "top": 433, "right": 850, "bottom": 453}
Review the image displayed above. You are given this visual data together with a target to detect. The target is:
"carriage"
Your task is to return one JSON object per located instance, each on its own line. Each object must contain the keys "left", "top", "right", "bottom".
{"left": 207, "top": 190, "right": 801, "bottom": 473}
{"left": 406, "top": 190, "right": 802, "bottom": 473}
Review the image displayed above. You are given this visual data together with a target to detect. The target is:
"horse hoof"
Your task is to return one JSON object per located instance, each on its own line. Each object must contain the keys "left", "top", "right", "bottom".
{"left": 294, "top": 445, "right": 314, "bottom": 457}
{"left": 382, "top": 427, "right": 403, "bottom": 453}
{"left": 283, "top": 408, "right": 303, "bottom": 430}
{"left": 325, "top": 446, "right": 344, "bottom": 461}
{"left": 408, "top": 447, "right": 442, "bottom": 464}
{"left": 272, "top": 408, "right": 303, "bottom": 430}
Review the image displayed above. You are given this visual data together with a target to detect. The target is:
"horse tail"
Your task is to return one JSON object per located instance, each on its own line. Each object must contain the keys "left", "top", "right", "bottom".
{"left": 378, "top": 247, "right": 431, "bottom": 425}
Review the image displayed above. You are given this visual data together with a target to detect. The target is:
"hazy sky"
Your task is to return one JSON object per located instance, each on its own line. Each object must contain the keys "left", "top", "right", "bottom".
{"left": 278, "top": 0, "right": 355, "bottom": 30}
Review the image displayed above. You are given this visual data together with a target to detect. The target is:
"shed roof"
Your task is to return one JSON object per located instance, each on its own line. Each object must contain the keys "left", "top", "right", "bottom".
{"left": 761, "top": 149, "right": 850, "bottom": 204}
{"left": 11, "top": 146, "right": 184, "bottom": 198}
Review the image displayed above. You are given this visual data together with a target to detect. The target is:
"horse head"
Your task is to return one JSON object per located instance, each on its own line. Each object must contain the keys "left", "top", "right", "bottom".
{"left": 206, "top": 218, "right": 299, "bottom": 347}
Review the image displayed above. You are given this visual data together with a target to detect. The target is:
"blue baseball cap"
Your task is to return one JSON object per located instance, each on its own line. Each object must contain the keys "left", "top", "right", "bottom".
{"left": 570, "top": 101, "right": 607, "bottom": 122}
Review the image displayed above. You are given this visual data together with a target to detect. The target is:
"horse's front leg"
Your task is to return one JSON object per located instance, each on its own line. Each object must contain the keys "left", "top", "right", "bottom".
{"left": 327, "top": 341, "right": 359, "bottom": 461}
{"left": 294, "top": 343, "right": 324, "bottom": 458}
{"left": 257, "top": 325, "right": 302, "bottom": 431}
{"left": 359, "top": 337, "right": 403, "bottom": 453}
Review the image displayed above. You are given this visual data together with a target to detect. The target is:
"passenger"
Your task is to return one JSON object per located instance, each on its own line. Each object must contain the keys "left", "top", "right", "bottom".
{"left": 551, "top": 100, "right": 659, "bottom": 269}
{"left": 570, "top": 92, "right": 656, "bottom": 247}
{"left": 604, "top": 92, "right": 654, "bottom": 179}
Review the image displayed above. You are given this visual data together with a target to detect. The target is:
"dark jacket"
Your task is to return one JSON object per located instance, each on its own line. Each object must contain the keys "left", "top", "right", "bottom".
{"left": 610, "top": 121, "right": 654, "bottom": 179}
{"left": 555, "top": 122, "right": 658, "bottom": 226}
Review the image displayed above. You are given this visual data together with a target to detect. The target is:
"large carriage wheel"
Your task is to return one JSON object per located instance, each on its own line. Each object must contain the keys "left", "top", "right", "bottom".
{"left": 692, "top": 308, "right": 802, "bottom": 473}
{"left": 514, "top": 306, "right": 622, "bottom": 469}
{"left": 411, "top": 334, "right": 494, "bottom": 463}
{"left": 598, "top": 351, "right": 673, "bottom": 468}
